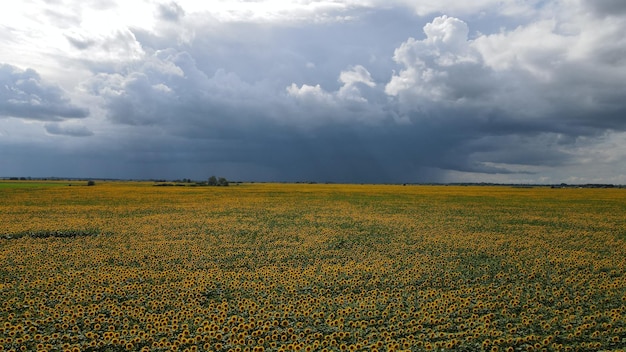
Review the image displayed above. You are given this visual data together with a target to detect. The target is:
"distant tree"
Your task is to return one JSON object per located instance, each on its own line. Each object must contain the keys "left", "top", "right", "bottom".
{"left": 87, "top": 180, "right": 96, "bottom": 186}
{"left": 217, "top": 177, "right": 229, "bottom": 186}
{"left": 208, "top": 176, "right": 217, "bottom": 186}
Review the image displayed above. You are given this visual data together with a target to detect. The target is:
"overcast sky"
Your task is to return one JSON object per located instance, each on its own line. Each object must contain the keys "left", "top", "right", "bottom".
{"left": 1, "top": 0, "right": 626, "bottom": 183}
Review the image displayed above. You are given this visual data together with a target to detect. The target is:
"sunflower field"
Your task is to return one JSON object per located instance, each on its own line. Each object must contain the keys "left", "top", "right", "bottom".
{"left": 1, "top": 181, "right": 625, "bottom": 351}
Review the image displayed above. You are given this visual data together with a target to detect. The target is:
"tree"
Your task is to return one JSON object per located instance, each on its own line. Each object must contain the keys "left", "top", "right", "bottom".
{"left": 208, "top": 176, "right": 217, "bottom": 186}
{"left": 217, "top": 177, "right": 229, "bottom": 186}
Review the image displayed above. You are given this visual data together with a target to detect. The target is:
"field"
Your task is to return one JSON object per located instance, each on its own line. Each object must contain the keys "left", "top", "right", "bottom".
{"left": 1, "top": 182, "right": 625, "bottom": 352}
{"left": 0, "top": 181, "right": 71, "bottom": 189}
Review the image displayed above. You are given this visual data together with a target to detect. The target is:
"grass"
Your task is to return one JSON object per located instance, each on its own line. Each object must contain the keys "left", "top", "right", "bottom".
{"left": 0, "top": 180, "right": 88, "bottom": 188}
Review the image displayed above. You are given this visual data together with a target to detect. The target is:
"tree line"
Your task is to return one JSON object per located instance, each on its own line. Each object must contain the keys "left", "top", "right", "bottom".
{"left": 207, "top": 176, "right": 229, "bottom": 186}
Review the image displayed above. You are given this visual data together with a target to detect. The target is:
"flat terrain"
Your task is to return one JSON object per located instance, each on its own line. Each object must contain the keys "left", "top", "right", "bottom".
{"left": 1, "top": 182, "right": 625, "bottom": 351}
{"left": 0, "top": 180, "right": 72, "bottom": 189}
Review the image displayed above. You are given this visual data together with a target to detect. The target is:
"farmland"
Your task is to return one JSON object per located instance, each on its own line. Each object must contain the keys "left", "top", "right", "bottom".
{"left": 1, "top": 182, "right": 625, "bottom": 351}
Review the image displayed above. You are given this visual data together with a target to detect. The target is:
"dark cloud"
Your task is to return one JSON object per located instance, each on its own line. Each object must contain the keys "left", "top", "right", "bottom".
{"left": 128, "top": 7, "right": 421, "bottom": 92}
{"left": 75, "top": 11, "right": 626, "bottom": 181}
{"left": 3, "top": 2, "right": 626, "bottom": 183}
{"left": 582, "top": 0, "right": 626, "bottom": 17}
{"left": 0, "top": 64, "right": 89, "bottom": 121}
{"left": 44, "top": 122, "right": 94, "bottom": 137}
{"left": 89, "top": 49, "right": 275, "bottom": 129}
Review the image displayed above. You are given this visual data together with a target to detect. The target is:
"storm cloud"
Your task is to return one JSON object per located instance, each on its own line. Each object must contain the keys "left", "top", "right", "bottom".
{"left": 0, "top": 64, "right": 89, "bottom": 121}
{"left": 1, "top": 1, "right": 625, "bottom": 183}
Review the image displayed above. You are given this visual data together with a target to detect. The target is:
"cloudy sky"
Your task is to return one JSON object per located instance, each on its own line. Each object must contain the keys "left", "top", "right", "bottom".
{"left": 1, "top": 0, "right": 626, "bottom": 183}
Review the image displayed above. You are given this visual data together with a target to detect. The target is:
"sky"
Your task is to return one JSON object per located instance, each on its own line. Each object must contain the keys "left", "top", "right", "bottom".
{"left": 1, "top": 0, "right": 626, "bottom": 183}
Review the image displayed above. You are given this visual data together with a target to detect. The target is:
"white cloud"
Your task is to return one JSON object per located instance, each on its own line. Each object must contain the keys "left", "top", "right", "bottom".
{"left": 65, "top": 28, "right": 145, "bottom": 63}
{"left": 158, "top": 2, "right": 186, "bottom": 22}
{"left": 473, "top": 19, "right": 574, "bottom": 78}
{"left": 288, "top": 65, "right": 382, "bottom": 117}
{"left": 338, "top": 65, "right": 375, "bottom": 102}
{"left": 172, "top": 0, "right": 361, "bottom": 23}
{"left": 338, "top": 65, "right": 375, "bottom": 87}
{"left": 286, "top": 83, "right": 335, "bottom": 105}
{"left": 386, "top": 16, "right": 488, "bottom": 104}
{"left": 470, "top": 8, "right": 626, "bottom": 119}
{"left": 387, "top": 11, "right": 626, "bottom": 123}
{"left": 422, "top": 15, "right": 470, "bottom": 53}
